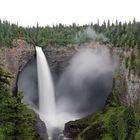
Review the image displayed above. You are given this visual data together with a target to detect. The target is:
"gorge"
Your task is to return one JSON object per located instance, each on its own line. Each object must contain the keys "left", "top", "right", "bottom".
{"left": 17, "top": 44, "right": 116, "bottom": 139}
{"left": 0, "top": 43, "right": 140, "bottom": 140}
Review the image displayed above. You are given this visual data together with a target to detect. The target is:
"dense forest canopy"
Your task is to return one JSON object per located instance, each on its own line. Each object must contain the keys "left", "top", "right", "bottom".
{"left": 0, "top": 18, "right": 140, "bottom": 49}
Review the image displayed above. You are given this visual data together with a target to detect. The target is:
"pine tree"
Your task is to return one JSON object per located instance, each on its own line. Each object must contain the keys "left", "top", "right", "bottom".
{"left": 0, "top": 65, "right": 40, "bottom": 140}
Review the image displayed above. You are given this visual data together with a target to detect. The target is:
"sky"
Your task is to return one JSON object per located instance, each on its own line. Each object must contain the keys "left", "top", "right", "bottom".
{"left": 0, "top": 0, "right": 139, "bottom": 27}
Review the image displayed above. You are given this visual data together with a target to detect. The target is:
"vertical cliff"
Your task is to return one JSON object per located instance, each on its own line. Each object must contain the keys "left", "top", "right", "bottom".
{"left": 0, "top": 44, "right": 139, "bottom": 109}
{"left": 0, "top": 44, "right": 35, "bottom": 87}
{"left": 114, "top": 48, "right": 140, "bottom": 112}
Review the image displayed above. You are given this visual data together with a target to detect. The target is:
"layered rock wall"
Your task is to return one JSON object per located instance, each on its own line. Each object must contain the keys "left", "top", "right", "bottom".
{"left": 0, "top": 44, "right": 35, "bottom": 88}
{"left": 0, "top": 44, "right": 139, "bottom": 108}
{"left": 113, "top": 48, "right": 140, "bottom": 111}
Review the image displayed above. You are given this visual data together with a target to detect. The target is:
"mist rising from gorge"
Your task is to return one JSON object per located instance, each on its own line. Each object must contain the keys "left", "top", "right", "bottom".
{"left": 56, "top": 46, "right": 117, "bottom": 118}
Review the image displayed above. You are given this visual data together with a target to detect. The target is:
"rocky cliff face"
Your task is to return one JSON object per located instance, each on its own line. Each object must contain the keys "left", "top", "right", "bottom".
{"left": 113, "top": 48, "right": 140, "bottom": 111}
{"left": 0, "top": 44, "right": 35, "bottom": 86}
{"left": 43, "top": 45, "right": 76, "bottom": 83}
{"left": 0, "top": 43, "right": 139, "bottom": 109}
{"left": 0, "top": 43, "right": 108, "bottom": 82}
{"left": 34, "top": 114, "right": 48, "bottom": 140}
{"left": 0, "top": 45, "right": 34, "bottom": 73}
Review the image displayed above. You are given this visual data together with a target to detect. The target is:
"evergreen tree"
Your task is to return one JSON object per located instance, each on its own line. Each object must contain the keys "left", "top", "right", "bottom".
{"left": 0, "top": 65, "right": 40, "bottom": 140}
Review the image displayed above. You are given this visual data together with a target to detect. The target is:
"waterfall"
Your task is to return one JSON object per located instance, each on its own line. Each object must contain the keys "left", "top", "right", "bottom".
{"left": 36, "top": 46, "right": 75, "bottom": 140}
{"left": 36, "top": 46, "right": 56, "bottom": 126}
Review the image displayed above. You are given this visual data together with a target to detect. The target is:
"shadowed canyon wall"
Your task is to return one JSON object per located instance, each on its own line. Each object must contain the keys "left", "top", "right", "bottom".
{"left": 0, "top": 43, "right": 139, "bottom": 111}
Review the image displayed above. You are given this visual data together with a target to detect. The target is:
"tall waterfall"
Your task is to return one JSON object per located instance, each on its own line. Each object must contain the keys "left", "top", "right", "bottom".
{"left": 36, "top": 46, "right": 73, "bottom": 139}
{"left": 36, "top": 46, "right": 56, "bottom": 125}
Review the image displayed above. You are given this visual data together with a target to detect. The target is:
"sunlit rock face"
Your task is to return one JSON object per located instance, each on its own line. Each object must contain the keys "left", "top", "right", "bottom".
{"left": 113, "top": 48, "right": 140, "bottom": 107}
{"left": 0, "top": 44, "right": 35, "bottom": 90}
{"left": 0, "top": 44, "right": 34, "bottom": 74}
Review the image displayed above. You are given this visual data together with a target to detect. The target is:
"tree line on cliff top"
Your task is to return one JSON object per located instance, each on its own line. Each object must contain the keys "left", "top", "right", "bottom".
{"left": 0, "top": 18, "right": 140, "bottom": 49}
{"left": 1, "top": 18, "right": 140, "bottom": 75}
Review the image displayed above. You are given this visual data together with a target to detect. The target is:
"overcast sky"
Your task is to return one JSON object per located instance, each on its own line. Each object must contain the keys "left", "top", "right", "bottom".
{"left": 0, "top": 0, "right": 139, "bottom": 26}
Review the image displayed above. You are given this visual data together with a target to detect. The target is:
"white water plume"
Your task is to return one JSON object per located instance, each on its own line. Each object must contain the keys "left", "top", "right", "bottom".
{"left": 36, "top": 46, "right": 56, "bottom": 128}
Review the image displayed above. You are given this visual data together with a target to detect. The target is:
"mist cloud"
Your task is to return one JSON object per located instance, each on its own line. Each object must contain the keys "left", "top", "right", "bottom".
{"left": 56, "top": 46, "right": 117, "bottom": 117}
